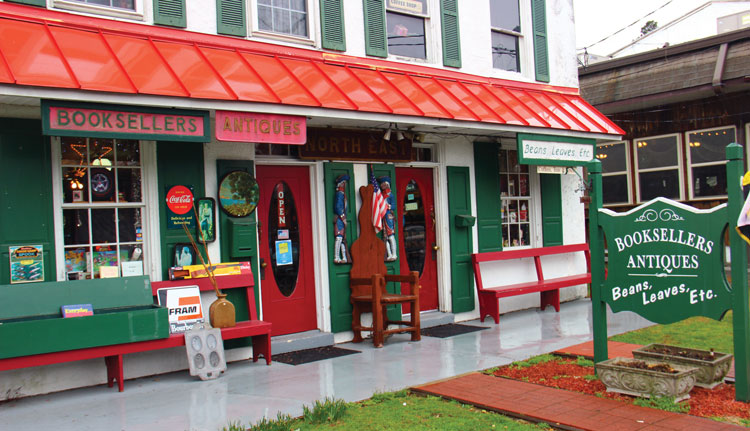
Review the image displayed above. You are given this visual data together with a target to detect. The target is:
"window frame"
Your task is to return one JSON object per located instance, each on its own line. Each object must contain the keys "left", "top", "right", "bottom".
{"left": 497, "top": 141, "right": 540, "bottom": 249}
{"left": 250, "top": 0, "right": 317, "bottom": 45}
{"left": 489, "top": 0, "right": 523, "bottom": 73}
{"left": 53, "top": 0, "right": 145, "bottom": 21}
{"left": 685, "top": 125, "right": 735, "bottom": 201}
{"left": 384, "top": 2, "right": 432, "bottom": 62}
{"left": 632, "top": 133, "right": 685, "bottom": 203}
{"left": 597, "top": 140, "right": 632, "bottom": 206}
{"left": 52, "top": 137, "right": 157, "bottom": 281}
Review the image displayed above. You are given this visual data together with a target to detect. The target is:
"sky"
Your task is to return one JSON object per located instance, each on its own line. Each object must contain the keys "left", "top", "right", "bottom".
{"left": 573, "top": 0, "right": 709, "bottom": 56}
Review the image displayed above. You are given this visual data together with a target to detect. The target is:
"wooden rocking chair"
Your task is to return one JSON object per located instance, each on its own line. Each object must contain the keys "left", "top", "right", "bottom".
{"left": 349, "top": 184, "right": 420, "bottom": 348}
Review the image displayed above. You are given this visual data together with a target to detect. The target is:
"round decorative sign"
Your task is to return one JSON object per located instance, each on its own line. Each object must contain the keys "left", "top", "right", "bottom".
{"left": 218, "top": 171, "right": 259, "bottom": 217}
{"left": 166, "top": 185, "right": 194, "bottom": 215}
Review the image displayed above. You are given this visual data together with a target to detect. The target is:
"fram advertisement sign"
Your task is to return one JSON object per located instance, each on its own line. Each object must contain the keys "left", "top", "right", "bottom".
{"left": 157, "top": 286, "right": 205, "bottom": 333}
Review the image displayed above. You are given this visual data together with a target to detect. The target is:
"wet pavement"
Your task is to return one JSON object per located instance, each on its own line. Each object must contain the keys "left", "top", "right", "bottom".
{"left": 0, "top": 299, "right": 653, "bottom": 431}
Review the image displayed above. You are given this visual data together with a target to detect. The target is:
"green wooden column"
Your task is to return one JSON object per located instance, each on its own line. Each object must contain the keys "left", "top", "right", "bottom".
{"left": 727, "top": 143, "right": 750, "bottom": 401}
{"left": 587, "top": 159, "right": 608, "bottom": 364}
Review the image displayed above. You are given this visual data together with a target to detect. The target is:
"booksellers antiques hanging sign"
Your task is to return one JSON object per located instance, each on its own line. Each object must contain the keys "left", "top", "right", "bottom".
{"left": 300, "top": 128, "right": 412, "bottom": 162}
{"left": 598, "top": 198, "right": 731, "bottom": 324}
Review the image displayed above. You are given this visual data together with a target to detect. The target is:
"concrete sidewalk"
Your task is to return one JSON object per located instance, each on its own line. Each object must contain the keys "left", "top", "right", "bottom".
{"left": 0, "top": 299, "right": 653, "bottom": 431}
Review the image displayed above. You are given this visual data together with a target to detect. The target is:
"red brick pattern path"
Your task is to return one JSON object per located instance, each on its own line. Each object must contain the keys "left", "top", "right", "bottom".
{"left": 413, "top": 373, "right": 744, "bottom": 431}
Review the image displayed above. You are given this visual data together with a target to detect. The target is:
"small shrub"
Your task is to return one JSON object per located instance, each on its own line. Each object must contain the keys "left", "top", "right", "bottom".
{"left": 512, "top": 354, "right": 557, "bottom": 369}
{"left": 221, "top": 421, "right": 245, "bottom": 431}
{"left": 247, "top": 412, "right": 295, "bottom": 431}
{"left": 302, "top": 397, "right": 348, "bottom": 424}
{"left": 633, "top": 396, "right": 690, "bottom": 413}
{"left": 583, "top": 374, "right": 598, "bottom": 381}
{"left": 575, "top": 356, "right": 595, "bottom": 367}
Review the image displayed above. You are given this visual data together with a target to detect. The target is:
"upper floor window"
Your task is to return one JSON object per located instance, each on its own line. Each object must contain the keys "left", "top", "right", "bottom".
{"left": 258, "top": 0, "right": 308, "bottom": 38}
{"left": 685, "top": 126, "right": 734, "bottom": 199}
{"left": 386, "top": 0, "right": 428, "bottom": 59}
{"left": 597, "top": 141, "right": 631, "bottom": 206}
{"left": 54, "top": 0, "right": 143, "bottom": 20}
{"left": 634, "top": 134, "right": 684, "bottom": 202}
{"left": 490, "top": 0, "right": 521, "bottom": 72}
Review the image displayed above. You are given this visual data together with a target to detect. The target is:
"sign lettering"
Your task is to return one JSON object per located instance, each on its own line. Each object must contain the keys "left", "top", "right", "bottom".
{"left": 215, "top": 111, "right": 306, "bottom": 145}
{"left": 301, "top": 128, "right": 413, "bottom": 162}
{"left": 599, "top": 198, "right": 731, "bottom": 323}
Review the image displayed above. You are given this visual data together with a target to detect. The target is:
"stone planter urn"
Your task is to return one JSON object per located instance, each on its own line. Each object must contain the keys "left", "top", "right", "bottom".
{"left": 632, "top": 344, "right": 732, "bottom": 389}
{"left": 596, "top": 357, "right": 698, "bottom": 402}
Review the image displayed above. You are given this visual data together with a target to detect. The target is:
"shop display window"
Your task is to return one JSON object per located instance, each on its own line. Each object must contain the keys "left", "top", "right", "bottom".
{"left": 597, "top": 141, "right": 631, "bottom": 205}
{"left": 490, "top": 0, "right": 521, "bottom": 72}
{"left": 498, "top": 148, "right": 531, "bottom": 248}
{"left": 634, "top": 134, "right": 683, "bottom": 202}
{"left": 258, "top": 0, "right": 308, "bottom": 38}
{"left": 685, "top": 126, "right": 734, "bottom": 199}
{"left": 60, "top": 137, "right": 145, "bottom": 279}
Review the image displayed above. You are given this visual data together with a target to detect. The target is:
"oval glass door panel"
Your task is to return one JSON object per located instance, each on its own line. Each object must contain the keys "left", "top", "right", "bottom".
{"left": 402, "top": 180, "right": 426, "bottom": 276}
{"left": 268, "top": 182, "right": 300, "bottom": 297}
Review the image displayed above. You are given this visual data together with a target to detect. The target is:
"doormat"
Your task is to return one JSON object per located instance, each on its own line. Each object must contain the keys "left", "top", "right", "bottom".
{"left": 272, "top": 346, "right": 361, "bottom": 366}
{"left": 420, "top": 324, "right": 488, "bottom": 338}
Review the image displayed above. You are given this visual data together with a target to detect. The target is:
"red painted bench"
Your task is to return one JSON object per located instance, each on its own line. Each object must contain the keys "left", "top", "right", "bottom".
{"left": 0, "top": 273, "right": 271, "bottom": 392}
{"left": 471, "top": 243, "right": 591, "bottom": 324}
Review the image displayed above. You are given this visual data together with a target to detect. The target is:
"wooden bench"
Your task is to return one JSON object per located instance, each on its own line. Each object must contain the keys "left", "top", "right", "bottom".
{"left": 471, "top": 243, "right": 591, "bottom": 324}
{"left": 0, "top": 272, "right": 271, "bottom": 392}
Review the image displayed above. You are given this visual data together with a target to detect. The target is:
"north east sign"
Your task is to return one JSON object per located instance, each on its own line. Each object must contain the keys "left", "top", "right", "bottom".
{"left": 599, "top": 198, "right": 731, "bottom": 324}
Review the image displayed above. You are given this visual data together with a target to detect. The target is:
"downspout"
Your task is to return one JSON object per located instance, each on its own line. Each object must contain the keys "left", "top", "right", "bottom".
{"left": 712, "top": 43, "right": 728, "bottom": 94}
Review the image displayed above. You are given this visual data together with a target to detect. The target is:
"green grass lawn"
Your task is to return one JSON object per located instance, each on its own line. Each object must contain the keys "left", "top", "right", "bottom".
{"left": 609, "top": 311, "right": 734, "bottom": 353}
{"left": 223, "top": 390, "right": 553, "bottom": 431}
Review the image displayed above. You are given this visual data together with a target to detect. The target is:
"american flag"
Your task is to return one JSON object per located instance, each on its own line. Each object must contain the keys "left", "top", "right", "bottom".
{"left": 371, "top": 168, "right": 388, "bottom": 233}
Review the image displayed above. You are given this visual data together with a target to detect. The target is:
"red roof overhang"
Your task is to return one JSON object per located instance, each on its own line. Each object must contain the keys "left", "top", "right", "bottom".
{"left": 0, "top": 2, "right": 624, "bottom": 136}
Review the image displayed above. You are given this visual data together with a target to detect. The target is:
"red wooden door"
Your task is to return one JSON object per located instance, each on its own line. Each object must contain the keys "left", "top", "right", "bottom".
{"left": 396, "top": 167, "right": 438, "bottom": 311}
{"left": 256, "top": 165, "right": 317, "bottom": 336}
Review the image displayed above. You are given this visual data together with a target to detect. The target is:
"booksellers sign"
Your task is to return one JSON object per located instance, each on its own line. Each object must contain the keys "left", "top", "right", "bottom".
{"left": 599, "top": 198, "right": 731, "bottom": 323}
{"left": 42, "top": 100, "right": 210, "bottom": 142}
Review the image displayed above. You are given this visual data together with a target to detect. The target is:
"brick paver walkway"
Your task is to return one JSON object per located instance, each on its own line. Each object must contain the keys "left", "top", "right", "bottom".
{"left": 413, "top": 373, "right": 744, "bottom": 430}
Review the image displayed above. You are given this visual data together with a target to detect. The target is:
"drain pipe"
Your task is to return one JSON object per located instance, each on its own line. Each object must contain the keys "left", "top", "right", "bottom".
{"left": 712, "top": 43, "right": 728, "bottom": 94}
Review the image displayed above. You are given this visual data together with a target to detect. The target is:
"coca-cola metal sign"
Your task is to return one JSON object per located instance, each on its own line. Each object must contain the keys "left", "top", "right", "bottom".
{"left": 166, "top": 185, "right": 196, "bottom": 230}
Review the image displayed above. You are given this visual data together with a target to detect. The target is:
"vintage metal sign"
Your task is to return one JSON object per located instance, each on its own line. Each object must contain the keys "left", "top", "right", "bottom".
{"left": 517, "top": 133, "right": 595, "bottom": 166}
{"left": 599, "top": 198, "right": 731, "bottom": 323}
{"left": 301, "top": 128, "right": 412, "bottom": 162}
{"left": 215, "top": 111, "right": 306, "bottom": 145}
{"left": 42, "top": 100, "right": 210, "bottom": 142}
{"left": 166, "top": 185, "right": 195, "bottom": 230}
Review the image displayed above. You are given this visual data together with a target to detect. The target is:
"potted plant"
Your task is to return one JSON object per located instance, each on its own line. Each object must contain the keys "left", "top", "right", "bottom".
{"left": 632, "top": 344, "right": 732, "bottom": 389}
{"left": 596, "top": 357, "right": 698, "bottom": 402}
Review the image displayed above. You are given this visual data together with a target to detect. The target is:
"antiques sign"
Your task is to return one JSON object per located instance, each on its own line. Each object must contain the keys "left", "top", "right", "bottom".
{"left": 599, "top": 198, "right": 731, "bottom": 323}
{"left": 301, "top": 128, "right": 412, "bottom": 162}
{"left": 42, "top": 100, "right": 210, "bottom": 142}
{"left": 215, "top": 111, "right": 306, "bottom": 145}
{"left": 517, "top": 133, "right": 595, "bottom": 166}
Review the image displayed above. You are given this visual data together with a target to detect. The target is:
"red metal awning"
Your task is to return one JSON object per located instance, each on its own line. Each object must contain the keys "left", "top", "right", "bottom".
{"left": 0, "top": 3, "right": 624, "bottom": 136}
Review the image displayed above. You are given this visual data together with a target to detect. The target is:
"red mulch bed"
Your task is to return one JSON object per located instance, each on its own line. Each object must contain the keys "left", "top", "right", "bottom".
{"left": 492, "top": 356, "right": 750, "bottom": 424}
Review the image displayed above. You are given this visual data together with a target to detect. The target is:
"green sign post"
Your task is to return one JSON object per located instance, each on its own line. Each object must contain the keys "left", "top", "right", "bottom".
{"left": 589, "top": 144, "right": 750, "bottom": 401}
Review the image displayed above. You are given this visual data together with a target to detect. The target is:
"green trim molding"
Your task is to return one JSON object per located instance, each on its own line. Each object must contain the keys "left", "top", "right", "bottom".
{"left": 517, "top": 133, "right": 596, "bottom": 167}
{"left": 41, "top": 100, "right": 210, "bottom": 143}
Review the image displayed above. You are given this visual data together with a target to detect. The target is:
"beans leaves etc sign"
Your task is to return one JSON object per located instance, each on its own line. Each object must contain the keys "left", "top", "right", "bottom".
{"left": 599, "top": 197, "right": 731, "bottom": 323}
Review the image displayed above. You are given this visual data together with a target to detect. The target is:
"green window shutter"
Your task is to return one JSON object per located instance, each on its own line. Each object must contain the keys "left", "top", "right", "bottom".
{"left": 447, "top": 166, "right": 475, "bottom": 313}
{"left": 363, "top": 0, "right": 387, "bottom": 58}
{"left": 217, "top": 0, "right": 246, "bottom": 37}
{"left": 531, "top": 0, "right": 549, "bottom": 82}
{"left": 473, "top": 142, "right": 503, "bottom": 252}
{"left": 154, "top": 0, "right": 187, "bottom": 28}
{"left": 440, "top": 0, "right": 461, "bottom": 68}
{"left": 540, "top": 174, "right": 563, "bottom": 246}
{"left": 6, "top": 0, "right": 46, "bottom": 6}
{"left": 0, "top": 119, "right": 55, "bottom": 284}
{"left": 321, "top": 0, "right": 346, "bottom": 51}
{"left": 324, "top": 163, "right": 357, "bottom": 332}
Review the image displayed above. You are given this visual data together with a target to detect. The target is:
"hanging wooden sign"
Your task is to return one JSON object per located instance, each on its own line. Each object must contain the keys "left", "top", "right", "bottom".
{"left": 300, "top": 128, "right": 412, "bottom": 162}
